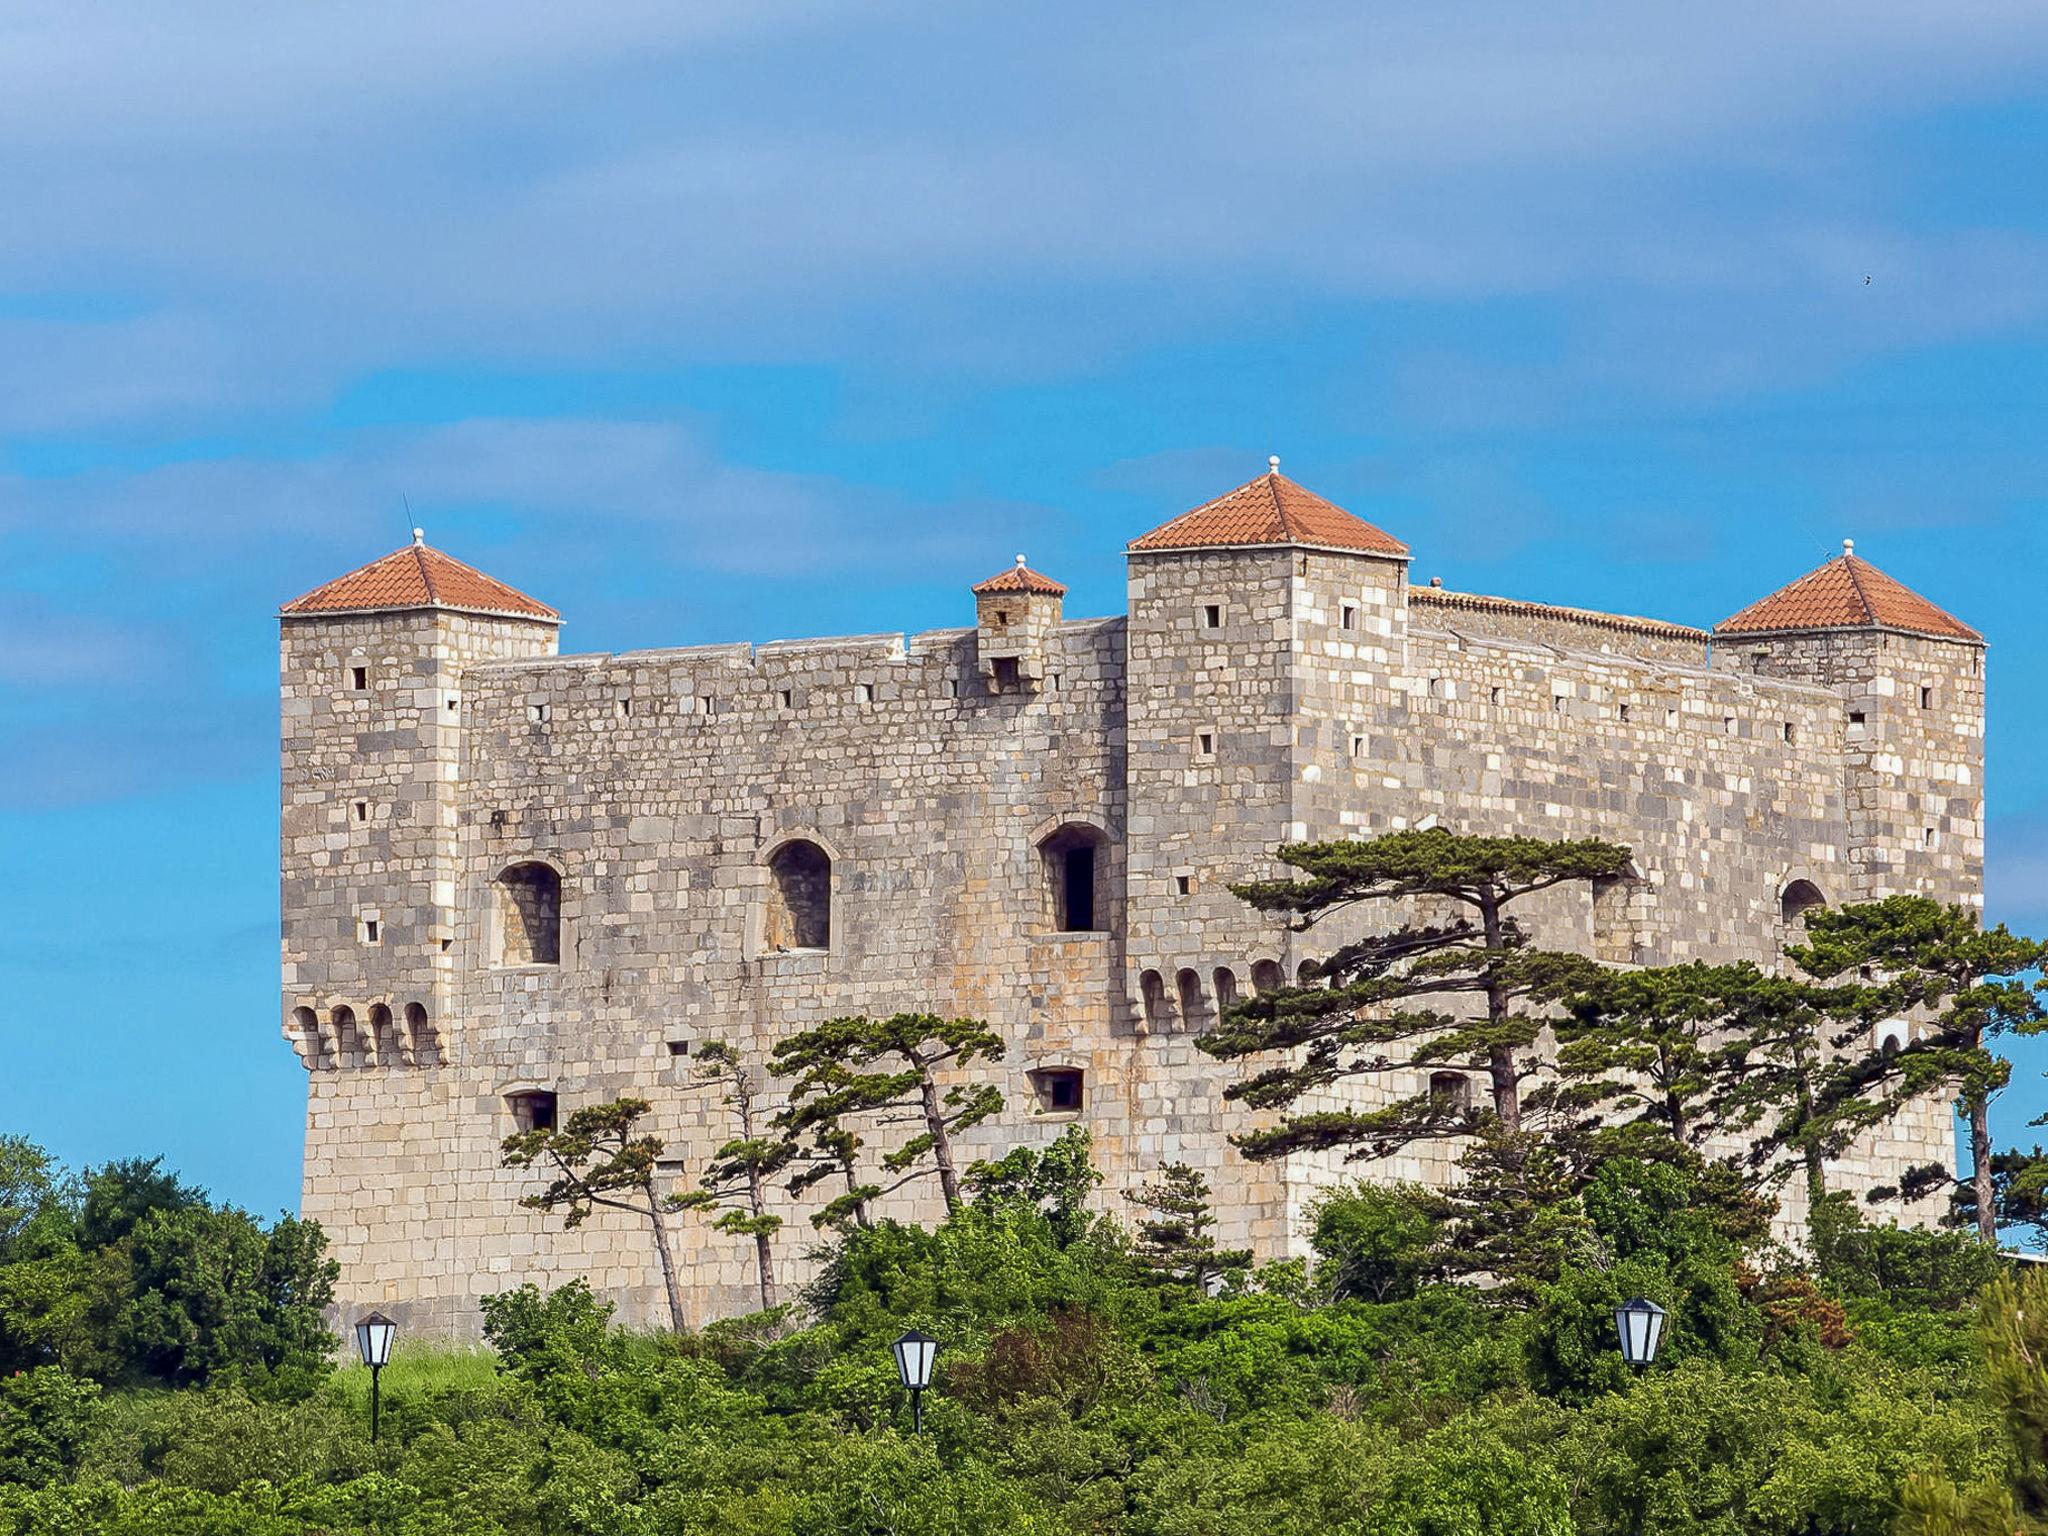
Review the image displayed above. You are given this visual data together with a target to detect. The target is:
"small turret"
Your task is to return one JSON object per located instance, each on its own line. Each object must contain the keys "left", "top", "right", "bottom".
{"left": 972, "top": 555, "right": 1066, "bottom": 692}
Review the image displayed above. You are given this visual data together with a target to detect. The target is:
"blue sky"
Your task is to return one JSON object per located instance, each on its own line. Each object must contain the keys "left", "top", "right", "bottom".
{"left": 7, "top": 1, "right": 2048, "bottom": 1214}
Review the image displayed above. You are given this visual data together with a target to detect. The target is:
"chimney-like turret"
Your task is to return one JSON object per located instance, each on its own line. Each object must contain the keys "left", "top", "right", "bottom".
{"left": 971, "top": 555, "right": 1066, "bottom": 692}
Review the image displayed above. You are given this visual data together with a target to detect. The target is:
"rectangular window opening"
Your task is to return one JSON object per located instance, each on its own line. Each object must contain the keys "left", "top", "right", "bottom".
{"left": 857, "top": 682, "right": 875, "bottom": 705}
{"left": 666, "top": 1039, "right": 691, "bottom": 1058}
{"left": 445, "top": 696, "right": 459, "bottom": 714}
{"left": 1920, "top": 685, "right": 1934, "bottom": 709}
{"left": 780, "top": 688, "right": 795, "bottom": 711}
{"left": 1618, "top": 702, "right": 1631, "bottom": 723}
{"left": 1849, "top": 710, "right": 1867, "bottom": 728}
{"left": 1048, "top": 671, "right": 1062, "bottom": 692}
{"left": 1552, "top": 695, "right": 1567, "bottom": 714}
{"left": 361, "top": 917, "right": 380, "bottom": 945}
{"left": 440, "top": 936, "right": 453, "bottom": 953}
{"left": 1783, "top": 721, "right": 1796, "bottom": 744}
{"left": 1341, "top": 603, "right": 1358, "bottom": 631}
{"left": 1489, "top": 686, "right": 1504, "bottom": 706}
{"left": 615, "top": 697, "right": 632, "bottom": 718}
{"left": 1351, "top": 735, "right": 1366, "bottom": 760}
{"left": 507, "top": 1090, "right": 557, "bottom": 1133}
{"left": 1175, "top": 874, "right": 1193, "bottom": 896}
{"left": 352, "top": 799, "right": 368, "bottom": 823}
{"left": 1061, "top": 845, "right": 1096, "bottom": 932}
{"left": 350, "top": 665, "right": 368, "bottom": 691}
{"left": 1197, "top": 731, "right": 1215, "bottom": 757}
{"left": 699, "top": 695, "right": 717, "bottom": 716}
{"left": 527, "top": 702, "right": 550, "bottom": 724}
{"left": 942, "top": 678, "right": 958, "bottom": 699}
{"left": 1202, "top": 603, "right": 1222, "bottom": 629}
{"left": 1032, "top": 1068, "right": 1085, "bottom": 1114}
{"left": 1723, "top": 716, "right": 1737, "bottom": 734}
{"left": 992, "top": 657, "right": 1020, "bottom": 691}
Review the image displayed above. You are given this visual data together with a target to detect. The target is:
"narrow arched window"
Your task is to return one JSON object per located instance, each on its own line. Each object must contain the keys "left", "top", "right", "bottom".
{"left": 1213, "top": 967, "right": 1239, "bottom": 1012}
{"left": 1781, "top": 880, "right": 1825, "bottom": 931}
{"left": 368, "top": 1003, "right": 394, "bottom": 1067}
{"left": 405, "top": 1002, "right": 438, "bottom": 1068}
{"left": 1176, "top": 968, "right": 1205, "bottom": 1027}
{"left": 1296, "top": 959, "right": 1321, "bottom": 987}
{"left": 330, "top": 1005, "right": 360, "bottom": 1069}
{"left": 1250, "top": 959, "right": 1284, "bottom": 995}
{"left": 290, "top": 1006, "right": 323, "bottom": 1070}
{"left": 766, "top": 840, "right": 831, "bottom": 952}
{"left": 1140, "top": 969, "right": 1169, "bottom": 1030}
{"left": 495, "top": 862, "right": 562, "bottom": 966}
{"left": 1039, "top": 824, "right": 1106, "bottom": 933}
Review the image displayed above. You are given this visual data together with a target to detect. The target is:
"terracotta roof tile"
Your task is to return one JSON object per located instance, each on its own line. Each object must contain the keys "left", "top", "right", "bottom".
{"left": 1715, "top": 544, "right": 1978, "bottom": 643}
{"left": 972, "top": 559, "right": 1067, "bottom": 596}
{"left": 280, "top": 539, "right": 559, "bottom": 622}
{"left": 1411, "top": 584, "right": 1708, "bottom": 642}
{"left": 1128, "top": 466, "right": 1408, "bottom": 558}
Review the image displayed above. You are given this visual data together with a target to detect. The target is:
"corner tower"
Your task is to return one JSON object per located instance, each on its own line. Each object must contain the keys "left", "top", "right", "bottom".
{"left": 1120, "top": 459, "right": 1409, "bottom": 1249}
{"left": 279, "top": 533, "right": 560, "bottom": 1073}
{"left": 1714, "top": 541, "right": 1985, "bottom": 908}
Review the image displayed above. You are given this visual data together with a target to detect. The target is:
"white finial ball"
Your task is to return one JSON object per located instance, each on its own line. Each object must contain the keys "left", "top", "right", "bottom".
{"left": 412, "top": 527, "right": 425, "bottom": 545}
{"left": 1843, "top": 538, "right": 1855, "bottom": 558}
{"left": 1015, "top": 553, "right": 1028, "bottom": 567}
{"left": 1268, "top": 455, "right": 1281, "bottom": 473}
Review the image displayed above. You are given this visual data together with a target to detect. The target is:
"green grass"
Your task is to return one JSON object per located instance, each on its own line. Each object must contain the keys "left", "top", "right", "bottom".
{"left": 326, "top": 1343, "right": 500, "bottom": 1408}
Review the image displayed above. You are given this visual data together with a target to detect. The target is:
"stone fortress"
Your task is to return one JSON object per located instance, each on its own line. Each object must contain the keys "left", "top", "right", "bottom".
{"left": 280, "top": 460, "right": 1985, "bottom": 1333}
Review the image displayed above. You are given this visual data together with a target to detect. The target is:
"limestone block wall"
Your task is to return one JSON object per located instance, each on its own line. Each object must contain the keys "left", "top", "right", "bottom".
{"left": 301, "top": 617, "right": 1132, "bottom": 1331}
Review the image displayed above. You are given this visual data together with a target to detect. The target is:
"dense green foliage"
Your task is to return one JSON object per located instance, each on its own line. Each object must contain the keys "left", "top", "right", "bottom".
{"left": 3, "top": 1128, "right": 2043, "bottom": 1534}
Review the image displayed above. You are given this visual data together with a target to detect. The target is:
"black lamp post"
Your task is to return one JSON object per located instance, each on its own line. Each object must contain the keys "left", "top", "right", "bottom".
{"left": 891, "top": 1327, "right": 939, "bottom": 1434}
{"left": 354, "top": 1312, "right": 397, "bottom": 1443}
{"left": 1614, "top": 1297, "right": 1666, "bottom": 1368}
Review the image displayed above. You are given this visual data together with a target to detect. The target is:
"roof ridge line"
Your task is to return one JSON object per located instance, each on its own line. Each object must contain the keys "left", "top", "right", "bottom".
{"left": 1839, "top": 552, "right": 1874, "bottom": 622}
{"left": 413, "top": 544, "right": 440, "bottom": 605}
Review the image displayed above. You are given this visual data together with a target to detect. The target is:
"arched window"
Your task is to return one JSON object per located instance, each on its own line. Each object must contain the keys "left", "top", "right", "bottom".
{"left": 290, "top": 1006, "right": 323, "bottom": 1070}
{"left": 1140, "top": 969, "right": 1169, "bottom": 1031}
{"left": 1296, "top": 959, "right": 1321, "bottom": 987}
{"left": 1039, "top": 824, "right": 1106, "bottom": 933}
{"left": 368, "top": 1003, "right": 394, "bottom": 1067}
{"left": 495, "top": 862, "right": 562, "bottom": 966}
{"left": 765, "top": 840, "right": 831, "bottom": 952}
{"left": 1876, "top": 1021, "right": 1909, "bottom": 1058}
{"left": 1781, "top": 880, "right": 1825, "bottom": 931}
{"left": 1428, "top": 1071, "right": 1473, "bottom": 1114}
{"left": 330, "top": 1005, "right": 360, "bottom": 1069}
{"left": 1176, "top": 968, "right": 1205, "bottom": 1028}
{"left": 1212, "top": 967, "right": 1239, "bottom": 1012}
{"left": 1250, "top": 959, "right": 1284, "bottom": 995}
{"left": 405, "top": 1002, "right": 438, "bottom": 1068}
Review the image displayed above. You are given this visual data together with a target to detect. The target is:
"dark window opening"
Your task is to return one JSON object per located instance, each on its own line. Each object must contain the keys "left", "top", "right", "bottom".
{"left": 1428, "top": 1071, "right": 1473, "bottom": 1113}
{"left": 1781, "top": 879, "right": 1825, "bottom": 930}
{"left": 1031, "top": 1067, "right": 1084, "bottom": 1113}
{"left": 1920, "top": 685, "right": 1934, "bottom": 709}
{"left": 1250, "top": 959, "right": 1284, "bottom": 994}
{"left": 666, "top": 1039, "right": 691, "bottom": 1058}
{"left": 507, "top": 1090, "right": 557, "bottom": 1133}
{"left": 494, "top": 862, "right": 562, "bottom": 965}
{"left": 1176, "top": 968, "right": 1205, "bottom": 1026}
{"left": 766, "top": 840, "right": 831, "bottom": 951}
{"left": 992, "top": 657, "right": 1021, "bottom": 691}
{"left": 1062, "top": 845, "right": 1095, "bottom": 930}
{"left": 362, "top": 918, "right": 380, "bottom": 944}
{"left": 1197, "top": 732, "right": 1214, "bottom": 756}
{"left": 350, "top": 665, "right": 368, "bottom": 690}
{"left": 1140, "top": 969, "right": 1169, "bottom": 1030}
{"left": 353, "top": 800, "right": 368, "bottom": 822}
{"left": 1203, "top": 604, "right": 1221, "bottom": 629}
{"left": 1175, "top": 874, "right": 1192, "bottom": 896}
{"left": 1341, "top": 603, "right": 1358, "bottom": 630}
{"left": 1213, "top": 967, "right": 1239, "bottom": 1011}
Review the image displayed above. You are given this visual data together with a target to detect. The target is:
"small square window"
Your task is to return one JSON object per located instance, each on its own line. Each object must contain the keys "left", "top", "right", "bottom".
{"left": 615, "top": 697, "right": 632, "bottom": 718}
{"left": 1783, "top": 721, "right": 1796, "bottom": 744}
{"left": 1030, "top": 1067, "right": 1084, "bottom": 1114}
{"left": 440, "top": 936, "right": 453, "bottom": 953}
{"left": 992, "top": 657, "right": 1021, "bottom": 690}
{"left": 1428, "top": 677, "right": 1445, "bottom": 699}
{"left": 699, "top": 694, "right": 717, "bottom": 716}
{"left": 1203, "top": 603, "right": 1222, "bottom": 629}
{"left": 995, "top": 608, "right": 1010, "bottom": 625}
{"left": 527, "top": 702, "right": 551, "bottom": 724}
{"left": 1175, "top": 874, "right": 1193, "bottom": 896}
{"left": 352, "top": 799, "right": 368, "bottom": 823}
{"left": 1351, "top": 735, "right": 1366, "bottom": 759}
{"left": 780, "top": 688, "right": 796, "bottom": 711}
{"left": 1618, "top": 702, "right": 1631, "bottom": 723}
{"left": 857, "top": 682, "right": 875, "bottom": 705}
{"left": 1849, "top": 710, "right": 1867, "bottom": 728}
{"left": 1924, "top": 826, "right": 1939, "bottom": 848}
{"left": 1723, "top": 716, "right": 1737, "bottom": 734}
{"left": 1341, "top": 603, "right": 1358, "bottom": 631}
{"left": 1665, "top": 707, "right": 1679, "bottom": 727}
{"left": 360, "top": 916, "right": 380, "bottom": 945}
{"left": 1553, "top": 695, "right": 1567, "bottom": 714}
{"left": 1920, "top": 685, "right": 1934, "bottom": 709}
{"left": 943, "top": 678, "right": 958, "bottom": 699}
{"left": 666, "top": 1039, "right": 691, "bottom": 1058}
{"left": 1048, "top": 672, "right": 1062, "bottom": 692}
{"left": 1490, "top": 686, "right": 1504, "bottom": 706}
{"left": 446, "top": 695, "right": 459, "bottom": 713}
{"left": 1197, "top": 731, "right": 1215, "bottom": 757}
{"left": 350, "top": 665, "right": 368, "bottom": 691}
{"left": 507, "top": 1090, "right": 557, "bottom": 1133}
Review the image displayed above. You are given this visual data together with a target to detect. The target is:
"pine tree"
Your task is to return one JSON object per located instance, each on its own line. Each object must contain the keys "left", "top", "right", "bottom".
{"left": 673, "top": 1042, "right": 792, "bottom": 1312}
{"left": 1791, "top": 896, "right": 2047, "bottom": 1243}
{"left": 769, "top": 1013, "right": 1004, "bottom": 1216}
{"left": 1200, "top": 828, "right": 1629, "bottom": 1163}
{"left": 1126, "top": 1163, "right": 1250, "bottom": 1293}
{"left": 501, "top": 1097, "right": 687, "bottom": 1332}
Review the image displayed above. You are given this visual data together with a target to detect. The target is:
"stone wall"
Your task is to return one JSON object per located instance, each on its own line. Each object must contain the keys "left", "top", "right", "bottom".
{"left": 285, "top": 550, "right": 1982, "bottom": 1335}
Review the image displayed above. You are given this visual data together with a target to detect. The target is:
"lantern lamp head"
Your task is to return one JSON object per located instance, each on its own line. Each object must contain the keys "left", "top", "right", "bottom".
{"left": 355, "top": 1311, "right": 397, "bottom": 1370}
{"left": 1614, "top": 1297, "right": 1666, "bottom": 1367}
{"left": 891, "top": 1327, "right": 939, "bottom": 1391}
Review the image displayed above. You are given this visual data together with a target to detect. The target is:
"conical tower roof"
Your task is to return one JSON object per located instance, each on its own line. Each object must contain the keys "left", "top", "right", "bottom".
{"left": 280, "top": 534, "right": 559, "bottom": 623}
{"left": 1715, "top": 541, "right": 1978, "bottom": 643}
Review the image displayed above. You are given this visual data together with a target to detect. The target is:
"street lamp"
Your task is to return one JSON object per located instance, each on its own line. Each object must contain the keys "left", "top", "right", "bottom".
{"left": 1614, "top": 1297, "right": 1666, "bottom": 1368}
{"left": 354, "top": 1312, "right": 397, "bottom": 1443}
{"left": 891, "top": 1327, "right": 940, "bottom": 1434}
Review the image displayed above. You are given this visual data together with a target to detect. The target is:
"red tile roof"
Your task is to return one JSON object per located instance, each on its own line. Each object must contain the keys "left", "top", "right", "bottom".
{"left": 1411, "top": 584, "right": 1709, "bottom": 642}
{"left": 280, "top": 538, "right": 560, "bottom": 622}
{"left": 1128, "top": 464, "right": 1408, "bottom": 558}
{"left": 1715, "top": 544, "right": 1979, "bottom": 643}
{"left": 972, "top": 558, "right": 1067, "bottom": 596}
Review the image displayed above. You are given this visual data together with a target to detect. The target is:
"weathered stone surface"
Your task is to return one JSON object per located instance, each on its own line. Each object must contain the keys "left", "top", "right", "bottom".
{"left": 282, "top": 525, "right": 1983, "bottom": 1336}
